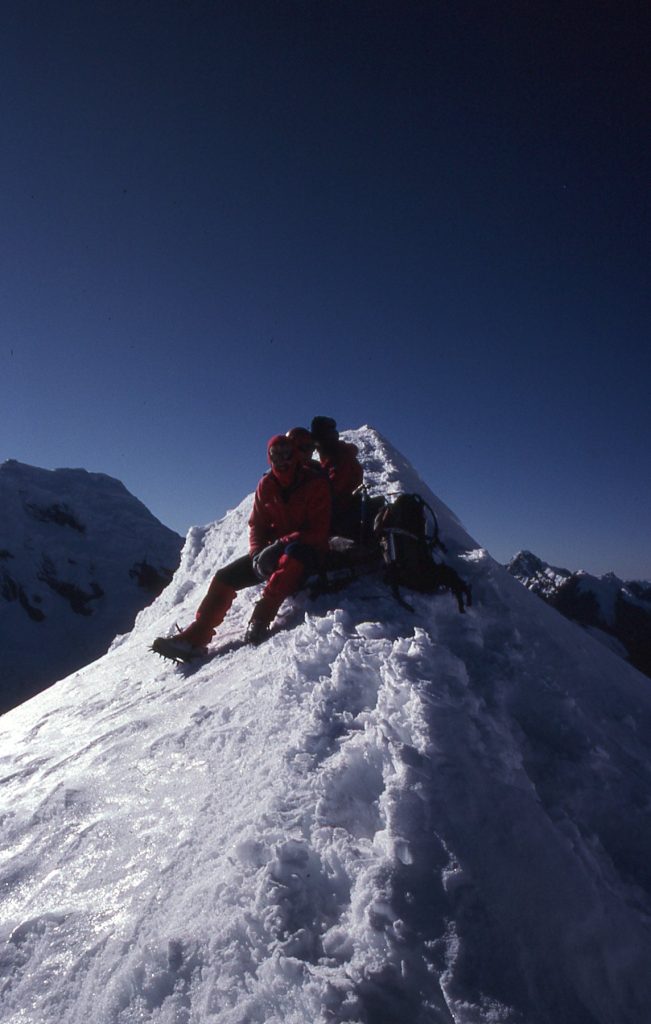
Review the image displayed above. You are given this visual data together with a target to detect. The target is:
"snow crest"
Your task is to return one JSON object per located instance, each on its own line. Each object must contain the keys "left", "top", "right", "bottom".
{"left": 2, "top": 428, "right": 651, "bottom": 1024}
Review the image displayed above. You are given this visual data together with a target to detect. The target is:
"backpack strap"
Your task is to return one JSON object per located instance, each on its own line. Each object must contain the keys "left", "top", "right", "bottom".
{"left": 414, "top": 495, "right": 448, "bottom": 555}
{"left": 391, "top": 582, "right": 415, "bottom": 612}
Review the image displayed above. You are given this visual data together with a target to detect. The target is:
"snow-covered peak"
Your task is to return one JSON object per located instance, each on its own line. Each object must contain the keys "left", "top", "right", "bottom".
{"left": 574, "top": 569, "right": 624, "bottom": 624}
{"left": 506, "top": 550, "right": 572, "bottom": 597}
{"left": 506, "top": 545, "right": 651, "bottom": 679}
{"left": 2, "top": 428, "right": 651, "bottom": 1024}
{"left": 1, "top": 458, "right": 163, "bottom": 535}
{"left": 0, "top": 459, "right": 183, "bottom": 711}
{"left": 343, "top": 427, "right": 474, "bottom": 551}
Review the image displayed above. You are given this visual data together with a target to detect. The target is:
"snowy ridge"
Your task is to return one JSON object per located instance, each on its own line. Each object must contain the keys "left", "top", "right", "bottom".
{"left": 2, "top": 429, "right": 651, "bottom": 1024}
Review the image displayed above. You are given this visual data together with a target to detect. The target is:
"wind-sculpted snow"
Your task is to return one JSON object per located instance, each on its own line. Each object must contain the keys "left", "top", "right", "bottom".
{"left": 1, "top": 428, "right": 651, "bottom": 1023}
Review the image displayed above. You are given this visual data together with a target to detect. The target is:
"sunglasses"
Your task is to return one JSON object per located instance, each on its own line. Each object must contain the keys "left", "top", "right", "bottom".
{"left": 269, "top": 445, "right": 295, "bottom": 466}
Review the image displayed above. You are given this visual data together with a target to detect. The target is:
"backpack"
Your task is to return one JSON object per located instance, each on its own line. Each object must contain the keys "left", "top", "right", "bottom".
{"left": 373, "top": 493, "right": 471, "bottom": 613}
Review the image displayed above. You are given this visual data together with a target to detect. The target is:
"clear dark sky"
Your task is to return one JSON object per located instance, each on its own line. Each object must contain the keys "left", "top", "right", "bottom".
{"left": 2, "top": 1, "right": 649, "bottom": 577}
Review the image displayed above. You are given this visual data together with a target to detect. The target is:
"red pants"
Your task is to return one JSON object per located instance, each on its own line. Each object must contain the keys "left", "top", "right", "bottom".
{"left": 181, "top": 551, "right": 307, "bottom": 646}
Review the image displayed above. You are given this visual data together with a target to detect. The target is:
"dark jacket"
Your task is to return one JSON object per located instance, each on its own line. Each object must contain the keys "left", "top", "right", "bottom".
{"left": 319, "top": 441, "right": 363, "bottom": 507}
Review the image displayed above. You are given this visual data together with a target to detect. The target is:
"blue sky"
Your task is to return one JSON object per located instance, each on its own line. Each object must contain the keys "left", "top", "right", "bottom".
{"left": 2, "top": 1, "right": 649, "bottom": 578}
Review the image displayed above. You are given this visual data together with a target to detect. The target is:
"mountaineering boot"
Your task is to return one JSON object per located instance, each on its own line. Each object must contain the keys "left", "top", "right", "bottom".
{"left": 151, "top": 632, "right": 204, "bottom": 663}
{"left": 152, "top": 580, "right": 237, "bottom": 661}
{"left": 243, "top": 553, "right": 307, "bottom": 645}
{"left": 244, "top": 595, "right": 276, "bottom": 645}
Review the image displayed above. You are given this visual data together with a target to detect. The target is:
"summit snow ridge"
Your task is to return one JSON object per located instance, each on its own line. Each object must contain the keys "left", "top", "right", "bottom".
{"left": 1, "top": 428, "right": 651, "bottom": 1024}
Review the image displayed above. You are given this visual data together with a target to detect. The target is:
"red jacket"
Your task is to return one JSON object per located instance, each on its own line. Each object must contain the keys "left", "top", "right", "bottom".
{"left": 319, "top": 441, "right": 363, "bottom": 506}
{"left": 248, "top": 466, "right": 331, "bottom": 555}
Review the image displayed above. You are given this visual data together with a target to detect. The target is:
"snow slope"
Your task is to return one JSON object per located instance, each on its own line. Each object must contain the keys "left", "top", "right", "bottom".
{"left": 1, "top": 428, "right": 651, "bottom": 1024}
{"left": 0, "top": 460, "right": 183, "bottom": 712}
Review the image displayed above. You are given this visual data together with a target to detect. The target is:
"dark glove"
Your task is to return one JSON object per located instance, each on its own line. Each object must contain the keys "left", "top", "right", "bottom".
{"left": 252, "top": 540, "right": 286, "bottom": 581}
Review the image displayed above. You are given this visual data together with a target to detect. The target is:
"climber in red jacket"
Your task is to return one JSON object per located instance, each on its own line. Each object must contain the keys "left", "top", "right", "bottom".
{"left": 152, "top": 435, "right": 331, "bottom": 660}
{"left": 310, "top": 416, "right": 363, "bottom": 538}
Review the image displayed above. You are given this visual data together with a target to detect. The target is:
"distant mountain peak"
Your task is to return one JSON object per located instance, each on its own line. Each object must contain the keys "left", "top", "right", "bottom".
{"left": 0, "top": 459, "right": 183, "bottom": 712}
{"left": 506, "top": 548, "right": 651, "bottom": 678}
